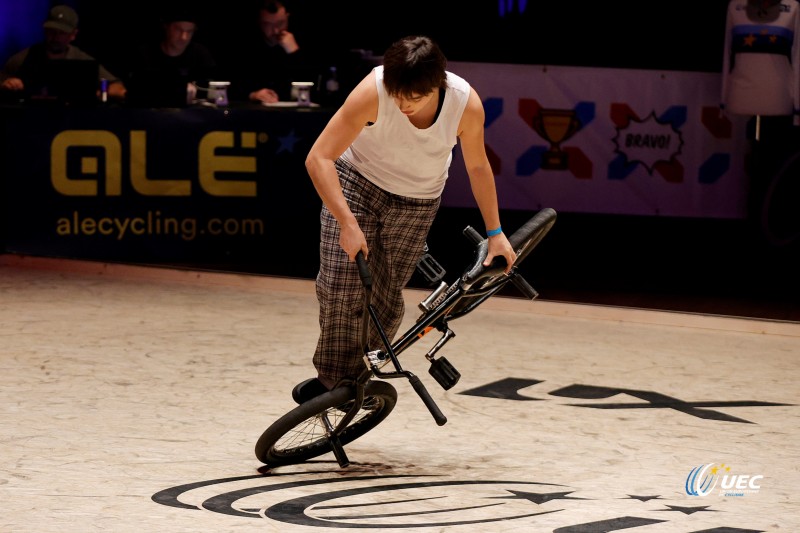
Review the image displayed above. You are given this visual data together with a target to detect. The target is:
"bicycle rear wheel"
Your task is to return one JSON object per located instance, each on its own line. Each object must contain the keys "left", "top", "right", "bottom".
{"left": 508, "top": 207, "right": 557, "bottom": 265}
{"left": 255, "top": 380, "right": 397, "bottom": 467}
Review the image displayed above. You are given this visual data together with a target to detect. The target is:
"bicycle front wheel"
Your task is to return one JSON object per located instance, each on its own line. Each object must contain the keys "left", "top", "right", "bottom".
{"left": 255, "top": 380, "right": 397, "bottom": 467}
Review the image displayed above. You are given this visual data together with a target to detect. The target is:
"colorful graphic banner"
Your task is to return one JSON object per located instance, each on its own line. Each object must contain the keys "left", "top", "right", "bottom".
{"left": 444, "top": 62, "right": 751, "bottom": 218}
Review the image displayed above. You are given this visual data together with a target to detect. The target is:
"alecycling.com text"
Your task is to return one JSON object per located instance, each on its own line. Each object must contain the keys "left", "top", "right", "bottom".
{"left": 55, "top": 210, "right": 265, "bottom": 241}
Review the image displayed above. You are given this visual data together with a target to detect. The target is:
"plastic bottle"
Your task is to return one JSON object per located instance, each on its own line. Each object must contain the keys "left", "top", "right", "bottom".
{"left": 325, "top": 66, "right": 339, "bottom": 94}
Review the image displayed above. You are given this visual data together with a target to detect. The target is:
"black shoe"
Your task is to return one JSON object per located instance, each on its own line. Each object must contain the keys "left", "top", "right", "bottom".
{"left": 292, "top": 377, "right": 330, "bottom": 404}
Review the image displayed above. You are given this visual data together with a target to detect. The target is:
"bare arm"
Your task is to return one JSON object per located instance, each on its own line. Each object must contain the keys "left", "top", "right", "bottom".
{"left": 0, "top": 50, "right": 27, "bottom": 91}
{"left": 1, "top": 77, "right": 24, "bottom": 91}
{"left": 305, "top": 71, "right": 378, "bottom": 261}
{"left": 457, "top": 87, "right": 516, "bottom": 272}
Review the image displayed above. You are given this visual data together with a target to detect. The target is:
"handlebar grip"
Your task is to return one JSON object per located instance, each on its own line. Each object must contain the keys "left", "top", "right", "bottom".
{"left": 512, "top": 275, "right": 539, "bottom": 300}
{"left": 463, "top": 225, "right": 483, "bottom": 244}
{"left": 355, "top": 251, "right": 372, "bottom": 289}
{"left": 408, "top": 374, "right": 447, "bottom": 426}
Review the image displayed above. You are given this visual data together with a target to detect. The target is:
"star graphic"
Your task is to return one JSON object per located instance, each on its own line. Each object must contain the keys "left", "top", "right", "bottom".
{"left": 624, "top": 494, "right": 663, "bottom": 502}
{"left": 659, "top": 504, "right": 716, "bottom": 515}
{"left": 277, "top": 129, "right": 300, "bottom": 154}
{"left": 744, "top": 34, "right": 756, "bottom": 46}
{"left": 490, "top": 490, "right": 588, "bottom": 504}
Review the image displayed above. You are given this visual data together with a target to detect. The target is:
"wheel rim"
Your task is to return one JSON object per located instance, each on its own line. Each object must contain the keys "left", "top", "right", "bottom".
{"left": 271, "top": 396, "right": 385, "bottom": 457}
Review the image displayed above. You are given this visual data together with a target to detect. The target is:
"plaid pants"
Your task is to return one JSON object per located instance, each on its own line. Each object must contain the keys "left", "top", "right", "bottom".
{"left": 313, "top": 159, "right": 440, "bottom": 386}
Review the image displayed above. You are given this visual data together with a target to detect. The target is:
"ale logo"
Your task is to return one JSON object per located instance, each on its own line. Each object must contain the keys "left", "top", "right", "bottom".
{"left": 50, "top": 130, "right": 259, "bottom": 197}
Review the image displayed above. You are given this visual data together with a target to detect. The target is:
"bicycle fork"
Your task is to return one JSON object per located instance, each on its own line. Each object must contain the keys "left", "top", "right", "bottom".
{"left": 365, "top": 301, "right": 449, "bottom": 426}
{"left": 322, "top": 254, "right": 452, "bottom": 468}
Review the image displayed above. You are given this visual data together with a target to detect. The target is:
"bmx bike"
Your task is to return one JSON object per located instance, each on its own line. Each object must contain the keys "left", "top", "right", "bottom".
{"left": 255, "top": 207, "right": 558, "bottom": 469}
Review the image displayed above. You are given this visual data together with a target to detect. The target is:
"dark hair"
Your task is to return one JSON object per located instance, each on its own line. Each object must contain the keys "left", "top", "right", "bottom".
{"left": 382, "top": 36, "right": 447, "bottom": 98}
{"left": 160, "top": 2, "right": 198, "bottom": 25}
{"left": 261, "top": 0, "right": 286, "bottom": 14}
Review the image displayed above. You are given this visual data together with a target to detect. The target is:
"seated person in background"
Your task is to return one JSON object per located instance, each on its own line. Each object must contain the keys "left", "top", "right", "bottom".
{"left": 224, "top": 0, "right": 319, "bottom": 104}
{"left": 125, "top": 6, "right": 216, "bottom": 108}
{"left": 0, "top": 5, "right": 126, "bottom": 102}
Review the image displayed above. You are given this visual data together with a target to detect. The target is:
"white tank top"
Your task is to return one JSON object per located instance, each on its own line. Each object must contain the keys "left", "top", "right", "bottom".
{"left": 342, "top": 66, "right": 471, "bottom": 199}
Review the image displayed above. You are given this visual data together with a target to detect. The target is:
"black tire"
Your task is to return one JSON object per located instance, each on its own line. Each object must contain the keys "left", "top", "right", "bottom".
{"left": 255, "top": 380, "right": 397, "bottom": 466}
{"left": 508, "top": 207, "right": 557, "bottom": 266}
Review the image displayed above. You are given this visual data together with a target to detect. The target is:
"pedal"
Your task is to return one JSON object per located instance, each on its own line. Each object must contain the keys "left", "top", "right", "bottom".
{"left": 428, "top": 356, "right": 461, "bottom": 390}
{"left": 416, "top": 250, "right": 446, "bottom": 285}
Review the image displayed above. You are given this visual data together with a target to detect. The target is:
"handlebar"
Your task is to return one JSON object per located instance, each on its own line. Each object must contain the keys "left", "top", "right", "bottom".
{"left": 409, "top": 374, "right": 447, "bottom": 426}
{"left": 356, "top": 250, "right": 447, "bottom": 426}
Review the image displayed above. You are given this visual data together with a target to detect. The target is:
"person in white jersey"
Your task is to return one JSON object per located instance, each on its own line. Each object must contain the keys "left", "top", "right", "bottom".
{"left": 721, "top": 0, "right": 800, "bottom": 123}
{"left": 296, "top": 35, "right": 516, "bottom": 401}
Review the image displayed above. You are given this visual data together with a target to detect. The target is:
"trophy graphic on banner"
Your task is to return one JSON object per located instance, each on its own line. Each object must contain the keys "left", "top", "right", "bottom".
{"left": 531, "top": 109, "right": 581, "bottom": 170}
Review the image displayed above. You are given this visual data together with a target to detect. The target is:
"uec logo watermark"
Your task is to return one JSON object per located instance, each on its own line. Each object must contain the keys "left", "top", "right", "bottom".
{"left": 685, "top": 463, "right": 763, "bottom": 497}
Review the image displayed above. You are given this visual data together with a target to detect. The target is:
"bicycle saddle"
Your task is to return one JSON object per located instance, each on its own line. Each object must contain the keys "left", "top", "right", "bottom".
{"left": 460, "top": 238, "right": 508, "bottom": 288}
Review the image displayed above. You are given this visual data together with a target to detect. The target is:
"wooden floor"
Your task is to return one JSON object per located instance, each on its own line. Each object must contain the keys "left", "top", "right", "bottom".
{"left": 1, "top": 254, "right": 798, "bottom": 532}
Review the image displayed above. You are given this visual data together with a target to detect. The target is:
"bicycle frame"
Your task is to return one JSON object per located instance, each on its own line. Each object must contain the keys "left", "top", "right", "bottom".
{"left": 255, "top": 208, "right": 556, "bottom": 469}
{"left": 334, "top": 223, "right": 540, "bottom": 434}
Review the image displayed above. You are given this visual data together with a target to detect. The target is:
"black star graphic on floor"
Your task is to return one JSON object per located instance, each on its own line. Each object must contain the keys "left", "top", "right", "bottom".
{"left": 491, "top": 490, "right": 588, "bottom": 504}
{"left": 624, "top": 494, "right": 663, "bottom": 502}
{"left": 691, "top": 527, "right": 764, "bottom": 533}
{"left": 659, "top": 504, "right": 716, "bottom": 514}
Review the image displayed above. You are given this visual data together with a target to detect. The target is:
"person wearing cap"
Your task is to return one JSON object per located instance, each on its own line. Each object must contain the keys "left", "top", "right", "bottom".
{"left": 0, "top": 5, "right": 126, "bottom": 100}
{"left": 123, "top": 7, "right": 217, "bottom": 108}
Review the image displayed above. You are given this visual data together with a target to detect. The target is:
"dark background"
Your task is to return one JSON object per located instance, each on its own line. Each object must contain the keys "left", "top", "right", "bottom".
{"left": 69, "top": 1, "right": 732, "bottom": 77}
{"left": 2, "top": 0, "right": 798, "bottom": 320}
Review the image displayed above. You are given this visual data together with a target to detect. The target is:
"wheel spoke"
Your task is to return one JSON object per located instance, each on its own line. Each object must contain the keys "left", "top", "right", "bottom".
{"left": 270, "top": 398, "right": 385, "bottom": 456}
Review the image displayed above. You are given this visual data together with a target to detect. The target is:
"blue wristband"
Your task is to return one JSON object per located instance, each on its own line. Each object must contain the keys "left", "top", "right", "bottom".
{"left": 486, "top": 226, "right": 502, "bottom": 237}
